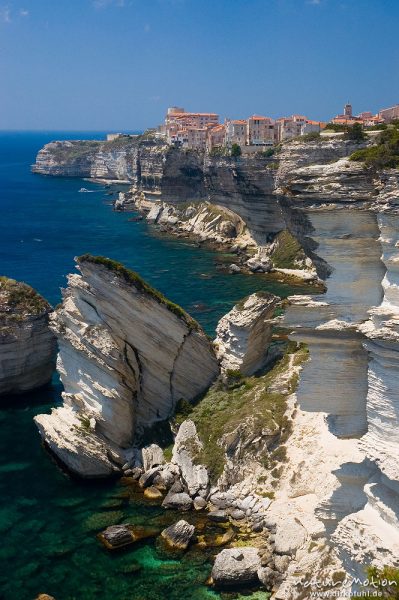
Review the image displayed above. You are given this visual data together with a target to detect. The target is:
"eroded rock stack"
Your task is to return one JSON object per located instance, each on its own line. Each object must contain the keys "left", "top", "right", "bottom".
{"left": 0, "top": 277, "right": 56, "bottom": 395}
{"left": 215, "top": 292, "right": 280, "bottom": 376}
{"left": 34, "top": 255, "right": 219, "bottom": 477}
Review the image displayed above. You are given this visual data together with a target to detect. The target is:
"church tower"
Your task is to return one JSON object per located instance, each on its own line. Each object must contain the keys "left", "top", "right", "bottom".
{"left": 344, "top": 102, "right": 353, "bottom": 118}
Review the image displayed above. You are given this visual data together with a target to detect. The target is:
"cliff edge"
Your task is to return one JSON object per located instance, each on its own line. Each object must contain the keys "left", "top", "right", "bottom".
{"left": 0, "top": 277, "right": 56, "bottom": 395}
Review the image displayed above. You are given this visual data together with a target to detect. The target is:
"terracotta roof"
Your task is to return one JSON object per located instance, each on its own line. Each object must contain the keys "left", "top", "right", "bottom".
{"left": 169, "top": 112, "right": 218, "bottom": 117}
{"left": 249, "top": 115, "right": 272, "bottom": 121}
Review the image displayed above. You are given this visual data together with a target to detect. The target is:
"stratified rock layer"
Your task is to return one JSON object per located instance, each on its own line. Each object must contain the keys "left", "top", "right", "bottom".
{"left": 34, "top": 256, "right": 219, "bottom": 477}
{"left": 0, "top": 277, "right": 56, "bottom": 395}
{"left": 215, "top": 292, "right": 280, "bottom": 375}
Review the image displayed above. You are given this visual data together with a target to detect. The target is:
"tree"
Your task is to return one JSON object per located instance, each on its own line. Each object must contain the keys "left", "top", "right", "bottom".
{"left": 345, "top": 122, "right": 366, "bottom": 141}
{"left": 231, "top": 143, "right": 242, "bottom": 157}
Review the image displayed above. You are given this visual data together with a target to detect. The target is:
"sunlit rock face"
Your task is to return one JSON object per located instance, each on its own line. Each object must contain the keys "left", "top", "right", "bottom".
{"left": 0, "top": 278, "right": 56, "bottom": 396}
{"left": 34, "top": 256, "right": 219, "bottom": 477}
{"left": 331, "top": 213, "right": 399, "bottom": 575}
{"left": 303, "top": 210, "right": 384, "bottom": 324}
{"left": 281, "top": 208, "right": 399, "bottom": 584}
{"left": 285, "top": 209, "right": 384, "bottom": 439}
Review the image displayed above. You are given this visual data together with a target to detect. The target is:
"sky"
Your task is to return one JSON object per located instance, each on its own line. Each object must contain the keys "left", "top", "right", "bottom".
{"left": 0, "top": 0, "right": 398, "bottom": 130}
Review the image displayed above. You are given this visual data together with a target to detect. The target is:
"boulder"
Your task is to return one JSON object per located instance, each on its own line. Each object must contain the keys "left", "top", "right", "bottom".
{"left": 169, "top": 480, "right": 184, "bottom": 494}
{"left": 138, "top": 466, "right": 161, "bottom": 489}
{"left": 246, "top": 249, "right": 272, "bottom": 273}
{"left": 214, "top": 292, "right": 280, "bottom": 376}
{"left": 172, "top": 420, "right": 209, "bottom": 496}
{"left": 257, "top": 566, "right": 281, "bottom": 587}
{"left": 141, "top": 444, "right": 165, "bottom": 471}
{"left": 157, "top": 465, "right": 177, "bottom": 489}
{"left": 230, "top": 509, "right": 245, "bottom": 521}
{"left": 144, "top": 486, "right": 164, "bottom": 500}
{"left": 193, "top": 496, "right": 207, "bottom": 510}
{"left": 274, "top": 518, "right": 307, "bottom": 555}
{"left": 273, "top": 554, "right": 290, "bottom": 573}
{"left": 208, "top": 510, "right": 228, "bottom": 523}
{"left": 211, "top": 547, "right": 261, "bottom": 587}
{"left": 99, "top": 524, "right": 159, "bottom": 550}
{"left": 162, "top": 492, "right": 192, "bottom": 511}
{"left": 161, "top": 519, "right": 195, "bottom": 550}
{"left": 229, "top": 264, "right": 241, "bottom": 274}
{"left": 99, "top": 524, "right": 134, "bottom": 548}
{"left": 130, "top": 466, "right": 143, "bottom": 480}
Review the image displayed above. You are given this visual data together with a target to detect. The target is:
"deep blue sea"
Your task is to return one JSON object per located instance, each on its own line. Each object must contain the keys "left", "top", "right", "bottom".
{"left": 0, "top": 131, "right": 306, "bottom": 600}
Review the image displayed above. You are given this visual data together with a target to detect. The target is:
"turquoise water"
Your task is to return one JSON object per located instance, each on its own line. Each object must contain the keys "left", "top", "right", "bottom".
{"left": 0, "top": 132, "right": 307, "bottom": 600}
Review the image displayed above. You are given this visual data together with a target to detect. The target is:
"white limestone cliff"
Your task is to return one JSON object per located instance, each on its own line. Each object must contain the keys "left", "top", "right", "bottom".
{"left": 0, "top": 277, "right": 56, "bottom": 396}
{"left": 34, "top": 255, "right": 219, "bottom": 477}
{"left": 214, "top": 292, "right": 280, "bottom": 375}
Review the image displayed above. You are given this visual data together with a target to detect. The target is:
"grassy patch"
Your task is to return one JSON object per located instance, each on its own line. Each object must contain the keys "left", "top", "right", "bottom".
{"left": 77, "top": 255, "right": 200, "bottom": 331}
{"left": 188, "top": 342, "right": 308, "bottom": 482}
{"left": 362, "top": 566, "right": 399, "bottom": 599}
{"left": 47, "top": 140, "right": 103, "bottom": 162}
{"left": 0, "top": 277, "right": 50, "bottom": 323}
{"left": 270, "top": 230, "right": 306, "bottom": 269}
{"left": 350, "top": 125, "right": 399, "bottom": 170}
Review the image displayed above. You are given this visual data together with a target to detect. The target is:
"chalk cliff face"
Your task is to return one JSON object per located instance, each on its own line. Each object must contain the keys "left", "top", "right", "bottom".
{"left": 0, "top": 277, "right": 56, "bottom": 395}
{"left": 34, "top": 255, "right": 219, "bottom": 477}
{"left": 32, "top": 133, "right": 399, "bottom": 592}
{"left": 215, "top": 292, "right": 280, "bottom": 375}
{"left": 268, "top": 207, "right": 399, "bottom": 597}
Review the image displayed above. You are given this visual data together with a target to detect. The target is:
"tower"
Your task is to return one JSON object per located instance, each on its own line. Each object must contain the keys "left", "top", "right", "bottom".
{"left": 344, "top": 102, "right": 352, "bottom": 118}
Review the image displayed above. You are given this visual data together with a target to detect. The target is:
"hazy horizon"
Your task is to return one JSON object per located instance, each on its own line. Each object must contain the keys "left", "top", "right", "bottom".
{"left": 1, "top": 0, "right": 398, "bottom": 130}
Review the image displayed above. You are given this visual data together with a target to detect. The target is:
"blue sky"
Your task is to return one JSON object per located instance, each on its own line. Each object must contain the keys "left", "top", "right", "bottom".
{"left": 0, "top": 0, "right": 398, "bottom": 130}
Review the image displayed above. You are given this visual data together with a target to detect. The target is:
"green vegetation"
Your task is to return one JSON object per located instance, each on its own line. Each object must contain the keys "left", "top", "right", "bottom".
{"left": 230, "top": 143, "right": 242, "bottom": 157}
{"left": 324, "top": 122, "right": 348, "bottom": 132}
{"left": 301, "top": 131, "right": 321, "bottom": 142}
{"left": 104, "top": 135, "right": 140, "bottom": 150}
{"left": 344, "top": 122, "right": 366, "bottom": 141}
{"left": 175, "top": 341, "right": 308, "bottom": 482}
{"left": 48, "top": 140, "right": 103, "bottom": 162}
{"left": 358, "top": 566, "right": 399, "bottom": 599}
{"left": 256, "top": 147, "right": 275, "bottom": 157}
{"left": 77, "top": 255, "right": 200, "bottom": 331}
{"left": 0, "top": 276, "right": 50, "bottom": 322}
{"left": 270, "top": 230, "right": 306, "bottom": 269}
{"left": 209, "top": 146, "right": 229, "bottom": 157}
{"left": 350, "top": 125, "right": 399, "bottom": 169}
{"left": 366, "top": 123, "right": 387, "bottom": 131}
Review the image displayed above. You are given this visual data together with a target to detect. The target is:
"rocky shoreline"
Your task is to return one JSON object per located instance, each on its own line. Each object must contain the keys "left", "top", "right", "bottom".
{"left": 25, "top": 133, "right": 399, "bottom": 597}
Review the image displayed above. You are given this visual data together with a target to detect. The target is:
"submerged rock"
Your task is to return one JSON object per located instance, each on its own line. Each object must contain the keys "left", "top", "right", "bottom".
{"left": 161, "top": 519, "right": 195, "bottom": 550}
{"left": 214, "top": 292, "right": 280, "bottom": 376}
{"left": 143, "top": 486, "right": 164, "bottom": 500}
{"left": 211, "top": 547, "right": 261, "bottom": 587}
{"left": 0, "top": 277, "right": 56, "bottom": 396}
{"left": 99, "top": 524, "right": 159, "bottom": 550}
{"left": 34, "top": 255, "right": 219, "bottom": 477}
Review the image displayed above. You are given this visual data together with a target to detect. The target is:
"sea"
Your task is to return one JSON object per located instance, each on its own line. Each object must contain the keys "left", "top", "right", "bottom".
{"left": 0, "top": 131, "right": 308, "bottom": 600}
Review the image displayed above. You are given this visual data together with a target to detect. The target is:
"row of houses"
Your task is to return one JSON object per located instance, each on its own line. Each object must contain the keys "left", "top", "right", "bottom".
{"left": 162, "top": 107, "right": 326, "bottom": 151}
{"left": 331, "top": 102, "right": 399, "bottom": 127}
{"left": 142, "top": 102, "right": 399, "bottom": 152}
